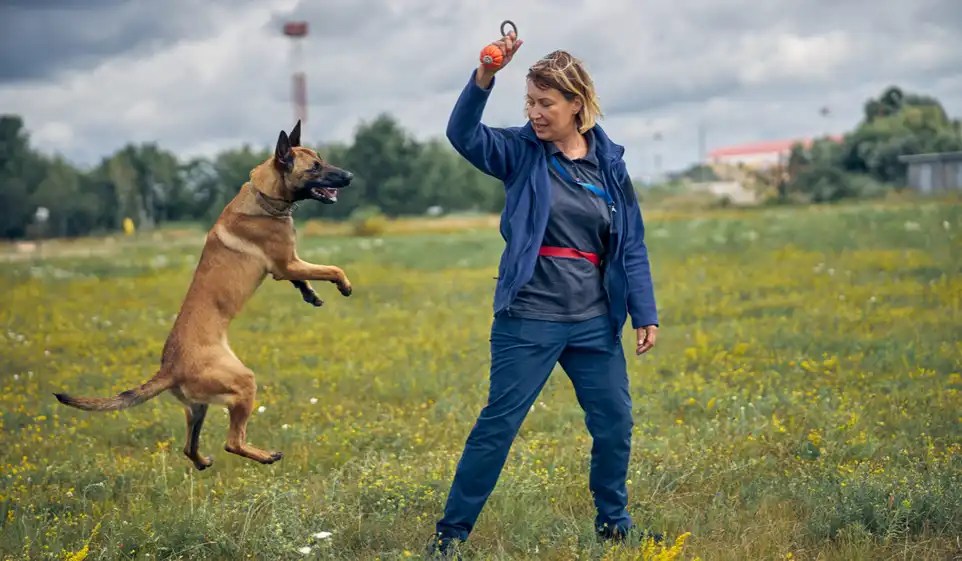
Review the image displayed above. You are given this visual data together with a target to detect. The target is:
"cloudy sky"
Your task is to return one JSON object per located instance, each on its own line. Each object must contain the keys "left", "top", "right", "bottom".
{"left": 1, "top": 0, "right": 960, "bottom": 178}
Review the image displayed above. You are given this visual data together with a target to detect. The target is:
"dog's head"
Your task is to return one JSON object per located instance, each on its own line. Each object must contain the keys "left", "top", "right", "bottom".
{"left": 273, "top": 120, "right": 353, "bottom": 204}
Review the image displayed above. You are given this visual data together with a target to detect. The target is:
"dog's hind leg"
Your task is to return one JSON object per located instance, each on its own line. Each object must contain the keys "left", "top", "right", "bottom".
{"left": 221, "top": 367, "right": 283, "bottom": 465}
{"left": 291, "top": 280, "right": 323, "bottom": 307}
{"left": 184, "top": 404, "right": 213, "bottom": 470}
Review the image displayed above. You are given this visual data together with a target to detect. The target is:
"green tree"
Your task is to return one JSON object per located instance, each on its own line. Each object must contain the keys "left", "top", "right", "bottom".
{"left": 844, "top": 86, "right": 962, "bottom": 185}
{"left": 31, "top": 157, "right": 99, "bottom": 237}
{"left": 343, "top": 114, "right": 421, "bottom": 217}
{"left": 0, "top": 115, "right": 48, "bottom": 238}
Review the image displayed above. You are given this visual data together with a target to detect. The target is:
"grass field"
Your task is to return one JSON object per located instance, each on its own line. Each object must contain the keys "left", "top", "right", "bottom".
{"left": 1, "top": 199, "right": 961, "bottom": 560}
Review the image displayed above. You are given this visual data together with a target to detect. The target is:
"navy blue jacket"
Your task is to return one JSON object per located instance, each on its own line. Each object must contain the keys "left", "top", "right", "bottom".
{"left": 446, "top": 71, "right": 658, "bottom": 336}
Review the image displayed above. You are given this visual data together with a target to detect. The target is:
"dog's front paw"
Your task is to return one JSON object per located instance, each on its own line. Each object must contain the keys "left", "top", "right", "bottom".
{"left": 303, "top": 291, "right": 324, "bottom": 307}
{"left": 338, "top": 281, "right": 352, "bottom": 297}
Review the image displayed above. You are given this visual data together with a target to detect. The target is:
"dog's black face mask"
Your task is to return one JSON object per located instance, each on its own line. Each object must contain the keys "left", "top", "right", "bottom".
{"left": 296, "top": 164, "right": 353, "bottom": 204}
{"left": 274, "top": 120, "right": 354, "bottom": 204}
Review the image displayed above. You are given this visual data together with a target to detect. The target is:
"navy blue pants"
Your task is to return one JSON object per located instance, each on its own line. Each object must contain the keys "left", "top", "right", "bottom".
{"left": 436, "top": 313, "right": 634, "bottom": 540}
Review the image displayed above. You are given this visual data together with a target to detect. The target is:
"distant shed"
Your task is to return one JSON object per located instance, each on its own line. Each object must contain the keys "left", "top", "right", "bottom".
{"left": 898, "top": 151, "right": 962, "bottom": 193}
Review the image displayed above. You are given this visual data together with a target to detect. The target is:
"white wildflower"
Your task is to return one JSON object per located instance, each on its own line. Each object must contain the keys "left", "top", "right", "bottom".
{"left": 297, "top": 546, "right": 312, "bottom": 555}
{"left": 309, "top": 397, "right": 318, "bottom": 405}
{"left": 313, "top": 531, "right": 333, "bottom": 540}
{"left": 257, "top": 405, "right": 266, "bottom": 413}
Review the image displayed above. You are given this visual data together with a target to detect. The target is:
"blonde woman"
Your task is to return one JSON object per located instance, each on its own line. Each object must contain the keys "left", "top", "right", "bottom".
{"left": 428, "top": 31, "right": 660, "bottom": 557}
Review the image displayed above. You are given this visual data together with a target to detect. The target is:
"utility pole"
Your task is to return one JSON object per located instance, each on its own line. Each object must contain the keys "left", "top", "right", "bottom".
{"left": 698, "top": 121, "right": 707, "bottom": 182}
{"left": 653, "top": 131, "right": 663, "bottom": 183}
{"left": 819, "top": 105, "right": 830, "bottom": 138}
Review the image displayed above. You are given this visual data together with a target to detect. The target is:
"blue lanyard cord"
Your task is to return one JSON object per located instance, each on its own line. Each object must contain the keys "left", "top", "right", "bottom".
{"left": 549, "top": 155, "right": 616, "bottom": 211}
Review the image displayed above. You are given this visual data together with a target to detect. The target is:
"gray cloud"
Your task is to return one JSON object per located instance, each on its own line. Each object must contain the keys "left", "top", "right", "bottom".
{"left": 0, "top": 0, "right": 960, "bottom": 178}
{"left": 0, "top": 0, "right": 261, "bottom": 81}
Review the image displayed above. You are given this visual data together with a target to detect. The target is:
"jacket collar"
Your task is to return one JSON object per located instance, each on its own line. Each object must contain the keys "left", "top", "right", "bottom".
{"left": 543, "top": 129, "right": 600, "bottom": 167}
{"left": 519, "top": 121, "right": 625, "bottom": 164}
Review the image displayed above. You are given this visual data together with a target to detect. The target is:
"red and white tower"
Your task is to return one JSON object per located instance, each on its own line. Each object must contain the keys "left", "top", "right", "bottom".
{"left": 283, "top": 21, "right": 309, "bottom": 126}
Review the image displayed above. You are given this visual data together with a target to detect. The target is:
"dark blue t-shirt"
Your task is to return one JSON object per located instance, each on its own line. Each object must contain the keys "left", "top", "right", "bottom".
{"left": 509, "top": 130, "right": 612, "bottom": 322}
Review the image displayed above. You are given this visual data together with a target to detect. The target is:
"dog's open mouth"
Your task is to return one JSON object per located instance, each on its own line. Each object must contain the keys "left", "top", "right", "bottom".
{"left": 301, "top": 169, "right": 352, "bottom": 205}
{"left": 311, "top": 186, "right": 339, "bottom": 204}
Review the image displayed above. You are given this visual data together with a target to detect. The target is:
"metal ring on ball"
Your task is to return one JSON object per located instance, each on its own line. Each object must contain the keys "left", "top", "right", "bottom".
{"left": 500, "top": 20, "right": 517, "bottom": 37}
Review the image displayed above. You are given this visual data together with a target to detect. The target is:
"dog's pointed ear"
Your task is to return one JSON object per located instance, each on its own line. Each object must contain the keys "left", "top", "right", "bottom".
{"left": 289, "top": 120, "right": 302, "bottom": 148}
{"left": 274, "top": 130, "right": 293, "bottom": 173}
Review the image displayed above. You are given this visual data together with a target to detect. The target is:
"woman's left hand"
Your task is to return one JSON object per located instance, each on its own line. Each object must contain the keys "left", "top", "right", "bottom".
{"left": 636, "top": 325, "right": 657, "bottom": 355}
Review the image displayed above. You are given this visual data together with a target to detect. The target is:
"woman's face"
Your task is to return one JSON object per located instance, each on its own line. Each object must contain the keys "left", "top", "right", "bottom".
{"left": 525, "top": 79, "right": 582, "bottom": 141}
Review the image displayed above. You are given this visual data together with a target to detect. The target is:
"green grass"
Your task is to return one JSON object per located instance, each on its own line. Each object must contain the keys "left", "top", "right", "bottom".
{"left": 1, "top": 199, "right": 960, "bottom": 560}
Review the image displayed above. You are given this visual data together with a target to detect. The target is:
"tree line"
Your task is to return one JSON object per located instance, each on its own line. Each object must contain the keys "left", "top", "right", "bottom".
{"left": 2, "top": 85, "right": 960, "bottom": 240}
{"left": 0, "top": 114, "right": 504, "bottom": 240}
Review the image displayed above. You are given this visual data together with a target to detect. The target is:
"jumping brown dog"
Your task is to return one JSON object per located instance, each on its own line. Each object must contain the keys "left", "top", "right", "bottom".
{"left": 54, "top": 121, "right": 353, "bottom": 469}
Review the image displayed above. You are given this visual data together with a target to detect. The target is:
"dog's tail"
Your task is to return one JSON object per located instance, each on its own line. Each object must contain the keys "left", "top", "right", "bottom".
{"left": 54, "top": 370, "right": 174, "bottom": 412}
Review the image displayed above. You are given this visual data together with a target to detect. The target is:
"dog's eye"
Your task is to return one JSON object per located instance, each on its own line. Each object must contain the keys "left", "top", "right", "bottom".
{"left": 312, "top": 162, "right": 321, "bottom": 171}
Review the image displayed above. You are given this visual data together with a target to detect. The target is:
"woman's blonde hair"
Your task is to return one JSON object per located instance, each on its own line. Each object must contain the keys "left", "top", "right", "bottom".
{"left": 526, "top": 50, "right": 603, "bottom": 133}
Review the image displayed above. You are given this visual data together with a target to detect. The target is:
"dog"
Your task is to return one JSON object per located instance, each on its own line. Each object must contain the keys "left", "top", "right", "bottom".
{"left": 54, "top": 120, "right": 353, "bottom": 470}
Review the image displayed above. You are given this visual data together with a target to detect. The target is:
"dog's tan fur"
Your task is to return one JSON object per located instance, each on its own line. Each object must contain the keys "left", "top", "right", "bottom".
{"left": 54, "top": 121, "right": 353, "bottom": 469}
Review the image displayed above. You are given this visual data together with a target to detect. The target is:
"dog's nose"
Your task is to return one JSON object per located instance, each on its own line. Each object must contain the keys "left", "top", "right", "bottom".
{"left": 342, "top": 170, "right": 354, "bottom": 182}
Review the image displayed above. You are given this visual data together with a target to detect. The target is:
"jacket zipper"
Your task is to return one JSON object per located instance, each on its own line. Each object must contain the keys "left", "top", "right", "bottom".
{"left": 605, "top": 161, "right": 628, "bottom": 338}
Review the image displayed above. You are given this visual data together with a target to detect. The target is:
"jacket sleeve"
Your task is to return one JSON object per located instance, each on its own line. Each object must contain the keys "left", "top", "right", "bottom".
{"left": 445, "top": 70, "right": 523, "bottom": 182}
{"left": 620, "top": 168, "right": 659, "bottom": 328}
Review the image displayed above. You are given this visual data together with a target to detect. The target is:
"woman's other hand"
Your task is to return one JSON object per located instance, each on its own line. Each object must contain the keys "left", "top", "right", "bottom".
{"left": 636, "top": 325, "right": 657, "bottom": 355}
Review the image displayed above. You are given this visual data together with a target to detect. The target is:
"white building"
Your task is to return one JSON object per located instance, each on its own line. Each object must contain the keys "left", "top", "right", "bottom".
{"left": 708, "top": 136, "right": 843, "bottom": 170}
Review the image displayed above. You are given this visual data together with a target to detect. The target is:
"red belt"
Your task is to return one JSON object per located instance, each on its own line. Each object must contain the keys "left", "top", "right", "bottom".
{"left": 538, "top": 245, "right": 602, "bottom": 267}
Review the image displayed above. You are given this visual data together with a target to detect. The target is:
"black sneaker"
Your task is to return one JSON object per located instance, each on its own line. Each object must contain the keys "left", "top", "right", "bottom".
{"left": 424, "top": 533, "right": 463, "bottom": 560}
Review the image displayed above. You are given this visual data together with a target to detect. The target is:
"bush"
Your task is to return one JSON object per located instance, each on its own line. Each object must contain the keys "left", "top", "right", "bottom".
{"left": 788, "top": 166, "right": 891, "bottom": 203}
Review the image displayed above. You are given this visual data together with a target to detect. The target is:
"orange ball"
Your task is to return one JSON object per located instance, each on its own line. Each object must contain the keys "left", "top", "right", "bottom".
{"left": 479, "top": 44, "right": 504, "bottom": 69}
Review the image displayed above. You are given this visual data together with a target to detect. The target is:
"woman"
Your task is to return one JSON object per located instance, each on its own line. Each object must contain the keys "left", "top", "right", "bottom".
{"left": 428, "top": 31, "right": 659, "bottom": 557}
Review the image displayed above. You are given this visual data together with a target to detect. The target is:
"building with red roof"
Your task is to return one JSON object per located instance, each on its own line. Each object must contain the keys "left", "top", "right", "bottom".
{"left": 708, "top": 135, "right": 844, "bottom": 169}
